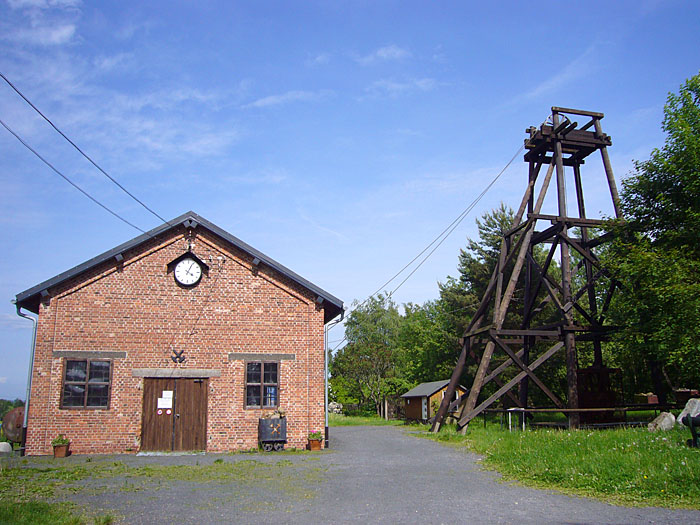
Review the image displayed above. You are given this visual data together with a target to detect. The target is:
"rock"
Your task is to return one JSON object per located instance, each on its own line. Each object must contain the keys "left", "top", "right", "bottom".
{"left": 328, "top": 401, "right": 343, "bottom": 414}
{"left": 648, "top": 412, "right": 676, "bottom": 432}
{"left": 0, "top": 442, "right": 12, "bottom": 456}
{"left": 677, "top": 398, "right": 700, "bottom": 427}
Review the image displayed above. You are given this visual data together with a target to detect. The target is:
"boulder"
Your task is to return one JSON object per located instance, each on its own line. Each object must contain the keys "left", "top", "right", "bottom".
{"left": 677, "top": 398, "right": 700, "bottom": 427}
{"left": 648, "top": 411, "right": 676, "bottom": 432}
{"left": 0, "top": 442, "right": 12, "bottom": 456}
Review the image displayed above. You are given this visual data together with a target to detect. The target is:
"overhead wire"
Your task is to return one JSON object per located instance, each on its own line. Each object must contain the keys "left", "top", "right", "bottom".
{"left": 0, "top": 71, "right": 172, "bottom": 228}
{"left": 329, "top": 143, "right": 525, "bottom": 353}
{"left": 1, "top": 118, "right": 147, "bottom": 234}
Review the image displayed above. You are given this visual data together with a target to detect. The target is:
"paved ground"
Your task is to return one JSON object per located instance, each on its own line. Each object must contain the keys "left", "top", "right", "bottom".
{"left": 46, "top": 426, "right": 700, "bottom": 523}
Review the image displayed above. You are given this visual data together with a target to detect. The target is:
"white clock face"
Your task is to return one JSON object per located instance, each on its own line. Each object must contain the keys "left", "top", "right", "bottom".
{"left": 174, "top": 257, "right": 202, "bottom": 287}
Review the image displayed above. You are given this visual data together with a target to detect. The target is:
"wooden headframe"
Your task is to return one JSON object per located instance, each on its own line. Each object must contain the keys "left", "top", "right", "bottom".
{"left": 431, "top": 107, "right": 621, "bottom": 432}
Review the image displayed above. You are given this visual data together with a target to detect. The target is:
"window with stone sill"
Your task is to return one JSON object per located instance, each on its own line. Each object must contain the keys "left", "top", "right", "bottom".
{"left": 60, "top": 359, "right": 112, "bottom": 409}
{"left": 245, "top": 361, "right": 278, "bottom": 408}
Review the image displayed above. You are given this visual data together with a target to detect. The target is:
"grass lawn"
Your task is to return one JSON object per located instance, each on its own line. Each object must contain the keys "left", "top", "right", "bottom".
{"left": 425, "top": 421, "right": 700, "bottom": 509}
{"left": 328, "top": 413, "right": 406, "bottom": 426}
{"left": 0, "top": 451, "right": 325, "bottom": 524}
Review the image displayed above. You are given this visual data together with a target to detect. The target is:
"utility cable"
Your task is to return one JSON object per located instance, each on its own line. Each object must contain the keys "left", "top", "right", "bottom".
{"left": 388, "top": 145, "right": 524, "bottom": 297}
{"left": 1, "top": 118, "right": 147, "bottom": 233}
{"left": 329, "top": 144, "right": 525, "bottom": 352}
{"left": 0, "top": 71, "right": 172, "bottom": 228}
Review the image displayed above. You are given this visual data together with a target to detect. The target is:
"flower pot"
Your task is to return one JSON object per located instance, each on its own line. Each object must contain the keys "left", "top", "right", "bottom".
{"left": 53, "top": 443, "right": 70, "bottom": 458}
{"left": 308, "top": 438, "right": 322, "bottom": 451}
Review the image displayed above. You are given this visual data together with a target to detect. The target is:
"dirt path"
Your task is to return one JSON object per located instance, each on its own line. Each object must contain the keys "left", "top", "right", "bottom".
{"left": 45, "top": 425, "right": 700, "bottom": 523}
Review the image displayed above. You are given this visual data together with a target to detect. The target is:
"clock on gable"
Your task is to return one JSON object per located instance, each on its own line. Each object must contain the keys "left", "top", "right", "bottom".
{"left": 166, "top": 252, "right": 210, "bottom": 288}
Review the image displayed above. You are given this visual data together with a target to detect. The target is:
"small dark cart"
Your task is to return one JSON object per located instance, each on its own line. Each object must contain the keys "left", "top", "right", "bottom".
{"left": 258, "top": 417, "right": 287, "bottom": 451}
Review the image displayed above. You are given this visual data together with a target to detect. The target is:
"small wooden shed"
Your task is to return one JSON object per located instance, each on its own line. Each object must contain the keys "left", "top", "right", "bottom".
{"left": 401, "top": 380, "right": 468, "bottom": 422}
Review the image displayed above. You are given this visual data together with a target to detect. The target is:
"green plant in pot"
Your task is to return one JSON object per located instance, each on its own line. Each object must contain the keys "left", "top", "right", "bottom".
{"left": 51, "top": 434, "right": 71, "bottom": 458}
{"left": 308, "top": 430, "right": 323, "bottom": 451}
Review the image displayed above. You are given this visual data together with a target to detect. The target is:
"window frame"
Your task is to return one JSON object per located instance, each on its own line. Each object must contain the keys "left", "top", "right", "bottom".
{"left": 244, "top": 360, "right": 280, "bottom": 409}
{"left": 60, "top": 358, "right": 113, "bottom": 410}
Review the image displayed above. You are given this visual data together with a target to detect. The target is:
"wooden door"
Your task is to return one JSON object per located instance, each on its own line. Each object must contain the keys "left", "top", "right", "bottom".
{"left": 141, "top": 378, "right": 208, "bottom": 451}
{"left": 173, "top": 378, "right": 208, "bottom": 451}
{"left": 141, "top": 378, "right": 176, "bottom": 451}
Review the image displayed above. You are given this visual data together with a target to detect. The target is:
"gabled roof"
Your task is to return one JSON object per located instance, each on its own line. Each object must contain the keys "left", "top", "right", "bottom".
{"left": 15, "top": 211, "right": 343, "bottom": 323}
{"left": 401, "top": 380, "right": 465, "bottom": 398}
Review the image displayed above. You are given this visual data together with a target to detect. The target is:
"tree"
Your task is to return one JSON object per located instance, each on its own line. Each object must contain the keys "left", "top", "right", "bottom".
{"left": 330, "top": 294, "right": 401, "bottom": 415}
{"left": 621, "top": 72, "right": 700, "bottom": 255}
{"left": 605, "top": 72, "right": 700, "bottom": 399}
{"left": 397, "top": 301, "right": 458, "bottom": 384}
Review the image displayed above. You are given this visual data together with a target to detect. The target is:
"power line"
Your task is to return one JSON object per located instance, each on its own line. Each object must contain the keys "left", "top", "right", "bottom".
{"left": 0, "top": 71, "right": 172, "bottom": 228}
{"left": 0, "top": 118, "right": 147, "bottom": 234}
{"left": 387, "top": 145, "right": 524, "bottom": 297}
{"left": 329, "top": 143, "right": 525, "bottom": 352}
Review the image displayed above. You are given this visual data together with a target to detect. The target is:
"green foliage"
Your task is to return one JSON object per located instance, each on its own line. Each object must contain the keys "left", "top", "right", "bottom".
{"left": 621, "top": 72, "right": 700, "bottom": 255}
{"left": 0, "top": 398, "right": 24, "bottom": 420}
{"left": 425, "top": 423, "right": 700, "bottom": 508}
{"left": 397, "top": 301, "right": 458, "bottom": 384}
{"left": 604, "top": 71, "right": 700, "bottom": 394}
{"left": 331, "top": 294, "right": 401, "bottom": 415}
{"left": 51, "top": 434, "right": 70, "bottom": 446}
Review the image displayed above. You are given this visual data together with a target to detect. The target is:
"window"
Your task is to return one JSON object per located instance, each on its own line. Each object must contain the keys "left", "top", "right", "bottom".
{"left": 61, "top": 359, "right": 112, "bottom": 409}
{"left": 245, "top": 362, "right": 278, "bottom": 408}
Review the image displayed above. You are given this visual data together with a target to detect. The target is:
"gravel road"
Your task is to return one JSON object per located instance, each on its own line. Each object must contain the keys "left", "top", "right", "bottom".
{"left": 55, "top": 425, "right": 700, "bottom": 524}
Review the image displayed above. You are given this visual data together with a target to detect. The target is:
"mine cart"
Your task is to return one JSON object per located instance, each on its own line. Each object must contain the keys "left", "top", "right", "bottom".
{"left": 258, "top": 417, "right": 287, "bottom": 451}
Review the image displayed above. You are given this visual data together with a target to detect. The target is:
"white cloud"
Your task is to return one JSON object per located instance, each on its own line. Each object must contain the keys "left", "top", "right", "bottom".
{"left": 11, "top": 23, "right": 76, "bottom": 45}
{"left": 242, "top": 89, "right": 332, "bottom": 109}
{"left": 7, "top": 0, "right": 80, "bottom": 8}
{"left": 356, "top": 45, "right": 411, "bottom": 66}
{"left": 305, "top": 53, "right": 331, "bottom": 67}
{"left": 3, "top": 0, "right": 81, "bottom": 46}
{"left": 364, "top": 78, "right": 435, "bottom": 97}
{"left": 0, "top": 313, "right": 35, "bottom": 330}
{"left": 93, "top": 53, "right": 133, "bottom": 72}
{"left": 523, "top": 46, "right": 597, "bottom": 100}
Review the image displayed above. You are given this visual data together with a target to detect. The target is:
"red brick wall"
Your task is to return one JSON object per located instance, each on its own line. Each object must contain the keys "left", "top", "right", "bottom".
{"left": 26, "top": 226, "right": 329, "bottom": 455}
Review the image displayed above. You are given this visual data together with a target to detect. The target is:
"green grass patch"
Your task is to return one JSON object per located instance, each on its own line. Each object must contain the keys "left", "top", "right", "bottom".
{"left": 0, "top": 501, "right": 113, "bottom": 525}
{"left": 425, "top": 423, "right": 700, "bottom": 508}
{"left": 328, "top": 414, "right": 405, "bottom": 426}
{"left": 0, "top": 454, "right": 326, "bottom": 521}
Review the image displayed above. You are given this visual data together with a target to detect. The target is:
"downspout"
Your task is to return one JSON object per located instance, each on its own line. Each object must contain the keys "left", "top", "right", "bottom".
{"left": 324, "top": 312, "right": 343, "bottom": 449}
{"left": 12, "top": 299, "right": 38, "bottom": 457}
{"left": 324, "top": 322, "right": 329, "bottom": 449}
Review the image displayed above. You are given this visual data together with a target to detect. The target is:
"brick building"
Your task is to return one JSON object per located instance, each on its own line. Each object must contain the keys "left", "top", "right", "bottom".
{"left": 14, "top": 211, "right": 343, "bottom": 455}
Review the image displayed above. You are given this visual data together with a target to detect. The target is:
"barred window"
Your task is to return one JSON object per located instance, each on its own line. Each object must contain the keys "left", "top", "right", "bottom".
{"left": 61, "top": 359, "right": 112, "bottom": 409}
{"left": 245, "top": 362, "right": 278, "bottom": 408}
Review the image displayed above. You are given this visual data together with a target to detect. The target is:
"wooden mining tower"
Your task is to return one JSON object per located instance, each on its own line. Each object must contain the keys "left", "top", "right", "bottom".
{"left": 432, "top": 107, "right": 622, "bottom": 432}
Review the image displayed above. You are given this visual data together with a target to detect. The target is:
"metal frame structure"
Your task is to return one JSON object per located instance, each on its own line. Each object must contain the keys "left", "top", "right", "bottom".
{"left": 432, "top": 107, "right": 621, "bottom": 432}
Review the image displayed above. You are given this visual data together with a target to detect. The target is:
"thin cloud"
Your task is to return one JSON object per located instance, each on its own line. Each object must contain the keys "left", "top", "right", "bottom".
{"left": 8, "top": 23, "right": 76, "bottom": 45}
{"left": 364, "top": 78, "right": 435, "bottom": 98}
{"left": 297, "top": 208, "right": 348, "bottom": 241}
{"left": 355, "top": 45, "right": 411, "bottom": 66}
{"left": 305, "top": 53, "right": 331, "bottom": 67}
{"left": 242, "top": 89, "right": 332, "bottom": 109}
{"left": 523, "top": 45, "right": 597, "bottom": 100}
{"left": 7, "top": 0, "right": 81, "bottom": 8}
{"left": 0, "top": 313, "right": 35, "bottom": 330}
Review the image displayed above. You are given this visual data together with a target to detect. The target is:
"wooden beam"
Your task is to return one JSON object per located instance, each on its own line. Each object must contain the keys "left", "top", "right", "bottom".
{"left": 491, "top": 333, "right": 565, "bottom": 408}
{"left": 458, "top": 342, "right": 564, "bottom": 427}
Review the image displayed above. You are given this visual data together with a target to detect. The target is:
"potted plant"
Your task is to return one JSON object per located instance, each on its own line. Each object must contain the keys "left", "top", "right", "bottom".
{"left": 308, "top": 430, "right": 323, "bottom": 451}
{"left": 51, "top": 434, "right": 70, "bottom": 458}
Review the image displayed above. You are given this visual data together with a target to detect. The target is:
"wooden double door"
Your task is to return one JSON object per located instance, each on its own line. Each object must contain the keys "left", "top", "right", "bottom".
{"left": 141, "top": 378, "right": 208, "bottom": 451}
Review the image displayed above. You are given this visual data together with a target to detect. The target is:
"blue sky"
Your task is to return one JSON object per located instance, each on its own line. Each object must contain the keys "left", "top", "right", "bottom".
{"left": 1, "top": 0, "right": 699, "bottom": 399}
